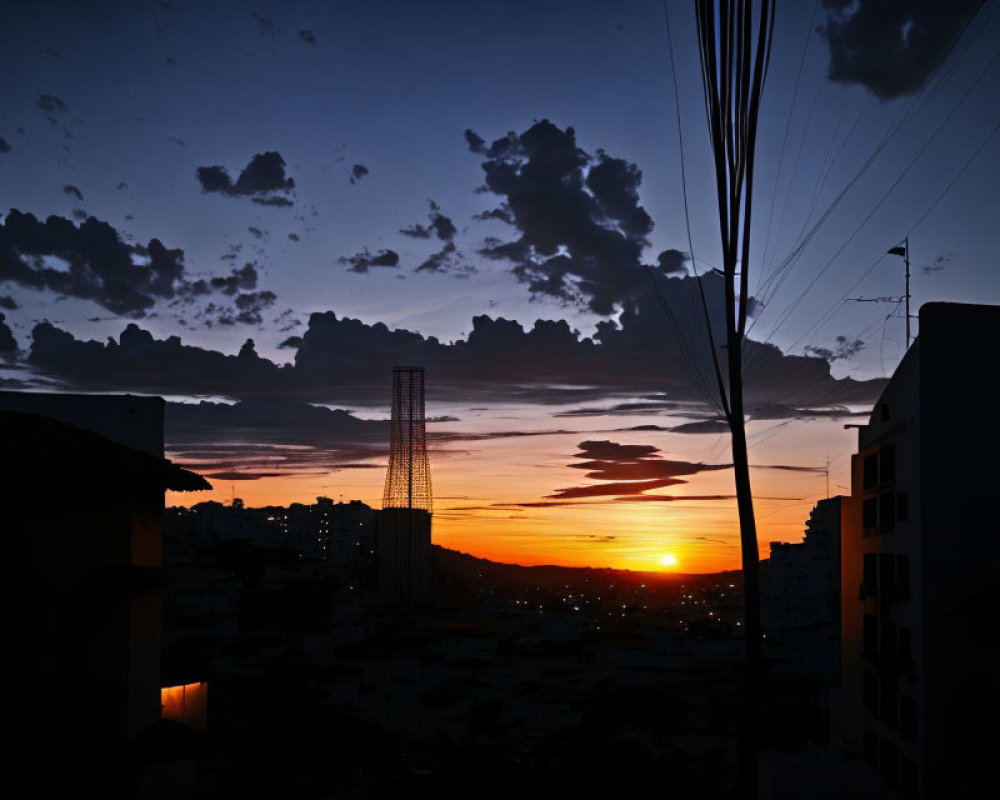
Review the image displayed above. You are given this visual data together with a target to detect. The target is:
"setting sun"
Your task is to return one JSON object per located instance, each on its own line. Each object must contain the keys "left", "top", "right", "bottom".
{"left": 660, "top": 553, "right": 678, "bottom": 568}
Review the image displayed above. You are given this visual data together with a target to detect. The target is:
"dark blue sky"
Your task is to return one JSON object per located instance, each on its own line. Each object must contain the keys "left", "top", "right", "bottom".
{"left": 3, "top": 0, "right": 996, "bottom": 376}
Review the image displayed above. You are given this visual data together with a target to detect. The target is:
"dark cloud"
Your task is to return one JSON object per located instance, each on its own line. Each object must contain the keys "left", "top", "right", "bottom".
{"left": 820, "top": 0, "right": 984, "bottom": 100}
{"left": 288, "top": 233, "right": 300, "bottom": 241}
{"left": 416, "top": 241, "right": 472, "bottom": 275}
{"left": 669, "top": 419, "right": 731, "bottom": 435}
{"left": 277, "top": 335, "right": 302, "bottom": 350}
{"left": 400, "top": 200, "right": 457, "bottom": 242}
{"left": 37, "top": 94, "right": 67, "bottom": 114}
{"left": 167, "top": 398, "right": 389, "bottom": 479}
{"left": 232, "top": 290, "right": 277, "bottom": 325}
{"left": 339, "top": 248, "right": 400, "bottom": 273}
{"left": 24, "top": 273, "right": 886, "bottom": 412}
{"left": 63, "top": 185, "right": 83, "bottom": 201}
{"left": 117, "top": 182, "right": 128, "bottom": 190}
{"left": 0, "top": 296, "right": 17, "bottom": 310}
{"left": 545, "top": 478, "right": 685, "bottom": 500}
{"left": 299, "top": 30, "right": 316, "bottom": 44}
{"left": 566, "top": 439, "right": 728, "bottom": 482}
{"left": 0, "top": 313, "right": 17, "bottom": 354}
{"left": 71, "top": 209, "right": 88, "bottom": 221}
{"left": 251, "top": 196, "right": 294, "bottom": 207}
{"left": 196, "top": 151, "right": 295, "bottom": 202}
{"left": 210, "top": 263, "right": 258, "bottom": 295}
{"left": 0, "top": 137, "right": 11, "bottom": 153}
{"left": 805, "top": 335, "right": 865, "bottom": 362}
{"left": 468, "top": 120, "right": 659, "bottom": 315}
{"left": 247, "top": 226, "right": 266, "bottom": 239}
{"left": 0, "top": 209, "right": 191, "bottom": 316}
{"left": 350, "top": 164, "right": 369, "bottom": 184}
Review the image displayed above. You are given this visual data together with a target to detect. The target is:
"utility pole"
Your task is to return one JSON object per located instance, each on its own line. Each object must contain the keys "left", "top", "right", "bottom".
{"left": 887, "top": 238, "right": 911, "bottom": 347}
{"left": 904, "top": 237, "right": 911, "bottom": 347}
{"left": 825, "top": 455, "right": 830, "bottom": 500}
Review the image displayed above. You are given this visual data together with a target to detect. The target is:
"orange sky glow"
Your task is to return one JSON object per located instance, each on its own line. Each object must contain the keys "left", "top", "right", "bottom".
{"left": 169, "top": 403, "right": 858, "bottom": 574}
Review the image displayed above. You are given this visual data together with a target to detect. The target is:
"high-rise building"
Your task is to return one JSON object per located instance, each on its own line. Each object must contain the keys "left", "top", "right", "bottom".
{"left": 378, "top": 366, "right": 433, "bottom": 605}
{"left": 832, "top": 303, "right": 1000, "bottom": 799}
{"left": 764, "top": 496, "right": 842, "bottom": 682}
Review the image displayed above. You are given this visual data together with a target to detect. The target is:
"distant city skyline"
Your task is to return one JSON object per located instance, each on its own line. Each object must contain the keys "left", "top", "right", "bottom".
{"left": 2, "top": 0, "right": 998, "bottom": 572}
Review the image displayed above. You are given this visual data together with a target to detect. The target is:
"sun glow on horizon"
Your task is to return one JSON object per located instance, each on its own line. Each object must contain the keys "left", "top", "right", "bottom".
{"left": 660, "top": 553, "right": 678, "bottom": 568}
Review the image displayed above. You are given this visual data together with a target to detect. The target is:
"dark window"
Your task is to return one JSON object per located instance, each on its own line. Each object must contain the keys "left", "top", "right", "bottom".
{"left": 879, "top": 492, "right": 896, "bottom": 534}
{"left": 879, "top": 444, "right": 896, "bottom": 486}
{"left": 900, "top": 695, "right": 917, "bottom": 744}
{"left": 863, "top": 498, "right": 878, "bottom": 531}
{"left": 864, "top": 671, "right": 879, "bottom": 715}
{"left": 896, "top": 555, "right": 910, "bottom": 600}
{"left": 896, "top": 491, "right": 909, "bottom": 522}
{"left": 863, "top": 453, "right": 878, "bottom": 489}
{"left": 880, "top": 554, "right": 896, "bottom": 599}
{"left": 881, "top": 676, "right": 899, "bottom": 729}
{"left": 864, "top": 728, "right": 879, "bottom": 768}
{"left": 863, "top": 614, "right": 879, "bottom": 660}
{"left": 899, "top": 626, "right": 912, "bottom": 671}
{"left": 881, "top": 619, "right": 898, "bottom": 667}
{"left": 863, "top": 554, "right": 878, "bottom": 596}
{"left": 900, "top": 756, "right": 918, "bottom": 800}
{"left": 880, "top": 739, "right": 900, "bottom": 790}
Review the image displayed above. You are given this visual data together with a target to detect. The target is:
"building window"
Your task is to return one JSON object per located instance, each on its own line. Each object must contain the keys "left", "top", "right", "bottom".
{"left": 879, "top": 554, "right": 897, "bottom": 599}
{"left": 896, "top": 491, "right": 909, "bottom": 522}
{"left": 899, "top": 626, "right": 913, "bottom": 673}
{"left": 864, "top": 671, "right": 879, "bottom": 715}
{"left": 896, "top": 555, "right": 910, "bottom": 600}
{"left": 863, "top": 498, "right": 878, "bottom": 533}
{"left": 863, "top": 453, "right": 878, "bottom": 489}
{"left": 879, "top": 492, "right": 896, "bottom": 534}
{"left": 880, "top": 739, "right": 900, "bottom": 790}
{"left": 900, "top": 694, "right": 917, "bottom": 744}
{"left": 879, "top": 443, "right": 896, "bottom": 486}
{"left": 880, "top": 675, "right": 899, "bottom": 729}
{"left": 864, "top": 615, "right": 879, "bottom": 661}
{"left": 864, "top": 728, "right": 879, "bottom": 768}
{"left": 863, "top": 554, "right": 878, "bottom": 596}
{"left": 900, "top": 756, "right": 918, "bottom": 800}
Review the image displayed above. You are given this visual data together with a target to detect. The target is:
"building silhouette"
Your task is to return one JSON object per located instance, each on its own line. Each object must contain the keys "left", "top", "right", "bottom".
{"left": 832, "top": 303, "right": 1000, "bottom": 799}
{"left": 1, "top": 392, "right": 210, "bottom": 795}
{"left": 378, "top": 366, "right": 433, "bottom": 605}
{"left": 765, "top": 496, "right": 842, "bottom": 683}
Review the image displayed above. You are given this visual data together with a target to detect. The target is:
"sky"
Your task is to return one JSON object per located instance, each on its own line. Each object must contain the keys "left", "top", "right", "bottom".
{"left": 2, "top": 0, "right": 998, "bottom": 573}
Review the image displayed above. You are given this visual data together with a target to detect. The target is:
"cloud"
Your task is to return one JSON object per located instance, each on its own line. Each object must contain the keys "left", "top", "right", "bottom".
{"left": 277, "top": 335, "right": 302, "bottom": 350}
{"left": 0, "top": 313, "right": 17, "bottom": 354}
{"left": 37, "top": 94, "right": 67, "bottom": 114}
{"left": 210, "top": 263, "right": 258, "bottom": 295}
{"left": 0, "top": 137, "right": 11, "bottom": 153}
{"left": 166, "top": 397, "right": 389, "bottom": 479}
{"left": 22, "top": 273, "right": 886, "bottom": 411}
{"left": 400, "top": 200, "right": 457, "bottom": 242}
{"left": 196, "top": 151, "right": 295, "bottom": 202}
{"left": 0, "top": 209, "right": 195, "bottom": 316}
{"left": 819, "top": 0, "right": 984, "bottom": 99}
{"left": 804, "top": 335, "right": 865, "bottom": 362}
{"left": 63, "top": 185, "right": 84, "bottom": 201}
{"left": 339, "top": 248, "right": 400, "bottom": 273}
{"left": 0, "top": 296, "right": 17, "bottom": 310}
{"left": 299, "top": 29, "right": 316, "bottom": 44}
{"left": 545, "top": 478, "right": 686, "bottom": 500}
{"left": 468, "top": 120, "right": 661, "bottom": 315}
{"left": 416, "top": 241, "right": 472, "bottom": 275}
{"left": 350, "top": 164, "right": 369, "bottom": 184}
